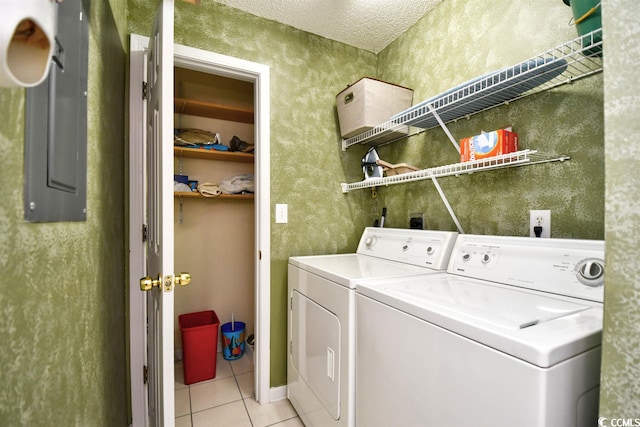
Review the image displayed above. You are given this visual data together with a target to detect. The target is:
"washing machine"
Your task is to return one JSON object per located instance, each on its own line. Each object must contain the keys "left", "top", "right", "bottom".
{"left": 287, "top": 227, "right": 458, "bottom": 427}
{"left": 356, "top": 234, "right": 604, "bottom": 427}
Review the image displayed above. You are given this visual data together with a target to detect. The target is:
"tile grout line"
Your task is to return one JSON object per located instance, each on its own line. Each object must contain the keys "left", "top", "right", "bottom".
{"left": 183, "top": 358, "right": 252, "bottom": 426}
{"left": 188, "top": 384, "right": 194, "bottom": 427}
{"left": 233, "top": 368, "right": 255, "bottom": 427}
{"left": 181, "top": 356, "right": 298, "bottom": 427}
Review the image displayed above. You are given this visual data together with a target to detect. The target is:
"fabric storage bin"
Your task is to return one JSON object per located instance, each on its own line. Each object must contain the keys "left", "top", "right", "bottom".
{"left": 336, "top": 77, "right": 413, "bottom": 141}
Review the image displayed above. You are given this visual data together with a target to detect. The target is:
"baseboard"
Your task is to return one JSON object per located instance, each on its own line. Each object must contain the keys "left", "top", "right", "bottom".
{"left": 269, "top": 385, "right": 288, "bottom": 402}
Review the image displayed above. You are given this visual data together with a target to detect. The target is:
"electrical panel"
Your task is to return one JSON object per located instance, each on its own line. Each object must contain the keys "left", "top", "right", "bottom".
{"left": 24, "top": 0, "right": 89, "bottom": 222}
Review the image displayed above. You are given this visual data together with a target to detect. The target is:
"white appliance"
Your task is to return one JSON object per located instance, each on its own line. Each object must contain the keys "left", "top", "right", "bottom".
{"left": 356, "top": 234, "right": 605, "bottom": 427}
{"left": 287, "top": 227, "right": 458, "bottom": 427}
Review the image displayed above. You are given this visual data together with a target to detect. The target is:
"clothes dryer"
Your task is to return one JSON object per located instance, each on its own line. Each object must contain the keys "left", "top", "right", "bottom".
{"left": 287, "top": 227, "right": 458, "bottom": 427}
{"left": 356, "top": 234, "right": 604, "bottom": 427}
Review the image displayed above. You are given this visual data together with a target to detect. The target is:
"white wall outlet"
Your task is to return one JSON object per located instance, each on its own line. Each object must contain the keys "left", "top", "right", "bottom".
{"left": 530, "top": 210, "right": 551, "bottom": 238}
{"left": 275, "top": 204, "right": 288, "bottom": 224}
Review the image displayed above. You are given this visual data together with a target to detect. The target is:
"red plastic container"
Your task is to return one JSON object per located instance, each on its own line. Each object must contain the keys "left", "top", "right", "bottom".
{"left": 179, "top": 310, "right": 220, "bottom": 385}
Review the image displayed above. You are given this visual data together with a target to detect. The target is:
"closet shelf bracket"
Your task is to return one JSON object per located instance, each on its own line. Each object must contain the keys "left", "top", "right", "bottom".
{"left": 428, "top": 104, "right": 460, "bottom": 153}
{"left": 431, "top": 176, "right": 465, "bottom": 234}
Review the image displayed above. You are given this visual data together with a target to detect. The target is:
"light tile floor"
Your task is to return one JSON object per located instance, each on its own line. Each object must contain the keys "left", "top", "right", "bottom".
{"left": 175, "top": 353, "right": 303, "bottom": 427}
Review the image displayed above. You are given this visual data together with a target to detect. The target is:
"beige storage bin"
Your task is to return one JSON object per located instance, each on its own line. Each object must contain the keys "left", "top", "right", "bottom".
{"left": 336, "top": 78, "right": 413, "bottom": 140}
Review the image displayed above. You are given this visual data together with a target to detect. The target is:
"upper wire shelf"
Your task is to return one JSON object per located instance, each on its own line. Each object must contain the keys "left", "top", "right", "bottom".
{"left": 342, "top": 28, "right": 603, "bottom": 150}
{"left": 340, "top": 150, "right": 570, "bottom": 193}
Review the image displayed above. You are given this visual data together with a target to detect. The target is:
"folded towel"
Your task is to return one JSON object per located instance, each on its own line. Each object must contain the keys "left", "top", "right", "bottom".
{"left": 197, "top": 182, "right": 222, "bottom": 197}
{"left": 220, "top": 174, "right": 255, "bottom": 194}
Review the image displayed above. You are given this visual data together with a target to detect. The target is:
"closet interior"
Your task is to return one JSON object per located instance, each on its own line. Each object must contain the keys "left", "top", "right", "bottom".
{"left": 172, "top": 66, "right": 256, "bottom": 358}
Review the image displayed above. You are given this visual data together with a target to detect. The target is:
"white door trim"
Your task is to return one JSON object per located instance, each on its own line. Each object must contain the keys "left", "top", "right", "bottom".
{"left": 128, "top": 34, "right": 271, "bottom": 427}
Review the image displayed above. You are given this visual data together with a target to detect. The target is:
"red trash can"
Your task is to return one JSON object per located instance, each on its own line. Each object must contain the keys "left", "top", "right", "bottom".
{"left": 179, "top": 310, "right": 220, "bottom": 385}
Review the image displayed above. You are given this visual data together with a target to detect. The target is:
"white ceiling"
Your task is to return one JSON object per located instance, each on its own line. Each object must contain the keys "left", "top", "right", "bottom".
{"left": 208, "top": 0, "right": 444, "bottom": 53}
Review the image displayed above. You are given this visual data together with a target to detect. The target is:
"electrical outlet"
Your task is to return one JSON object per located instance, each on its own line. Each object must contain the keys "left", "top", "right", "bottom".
{"left": 530, "top": 210, "right": 551, "bottom": 238}
{"left": 409, "top": 213, "right": 424, "bottom": 230}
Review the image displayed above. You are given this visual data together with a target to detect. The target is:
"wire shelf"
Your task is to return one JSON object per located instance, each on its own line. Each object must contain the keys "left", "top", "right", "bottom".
{"left": 342, "top": 29, "right": 602, "bottom": 149}
{"left": 341, "top": 150, "right": 570, "bottom": 193}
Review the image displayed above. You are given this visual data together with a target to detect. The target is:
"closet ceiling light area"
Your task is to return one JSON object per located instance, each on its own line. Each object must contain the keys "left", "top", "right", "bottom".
{"left": 188, "top": 0, "right": 445, "bottom": 53}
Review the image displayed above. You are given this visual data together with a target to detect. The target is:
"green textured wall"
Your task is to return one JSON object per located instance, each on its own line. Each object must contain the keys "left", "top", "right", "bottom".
{"left": 128, "top": 0, "right": 377, "bottom": 387}
{"left": 0, "top": 0, "right": 621, "bottom": 420}
{"left": 601, "top": 0, "right": 640, "bottom": 417}
{"left": 0, "top": 1, "right": 129, "bottom": 425}
{"left": 374, "top": 0, "right": 604, "bottom": 238}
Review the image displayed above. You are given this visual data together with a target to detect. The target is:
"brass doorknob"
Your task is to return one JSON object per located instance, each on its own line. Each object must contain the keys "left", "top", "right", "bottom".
{"left": 140, "top": 274, "right": 162, "bottom": 291}
{"left": 140, "top": 273, "right": 190, "bottom": 291}
{"left": 175, "top": 272, "right": 191, "bottom": 286}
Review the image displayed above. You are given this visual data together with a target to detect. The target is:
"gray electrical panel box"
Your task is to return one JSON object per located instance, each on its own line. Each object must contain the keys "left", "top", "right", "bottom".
{"left": 24, "top": 0, "right": 89, "bottom": 222}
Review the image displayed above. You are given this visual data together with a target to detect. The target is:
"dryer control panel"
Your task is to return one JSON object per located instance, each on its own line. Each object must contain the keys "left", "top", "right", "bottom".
{"left": 357, "top": 227, "right": 458, "bottom": 270}
{"left": 448, "top": 235, "right": 605, "bottom": 302}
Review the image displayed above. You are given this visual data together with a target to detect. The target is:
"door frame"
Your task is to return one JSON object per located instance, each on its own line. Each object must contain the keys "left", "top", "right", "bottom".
{"left": 128, "top": 34, "right": 271, "bottom": 426}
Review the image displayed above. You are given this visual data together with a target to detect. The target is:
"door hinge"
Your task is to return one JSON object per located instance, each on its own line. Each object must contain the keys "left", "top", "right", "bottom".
{"left": 142, "top": 224, "right": 148, "bottom": 242}
{"left": 142, "top": 81, "right": 148, "bottom": 100}
{"left": 143, "top": 365, "right": 149, "bottom": 384}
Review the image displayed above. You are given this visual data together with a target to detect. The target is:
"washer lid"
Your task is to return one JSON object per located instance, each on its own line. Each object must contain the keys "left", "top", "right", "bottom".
{"left": 357, "top": 274, "right": 603, "bottom": 367}
{"left": 289, "top": 253, "right": 436, "bottom": 289}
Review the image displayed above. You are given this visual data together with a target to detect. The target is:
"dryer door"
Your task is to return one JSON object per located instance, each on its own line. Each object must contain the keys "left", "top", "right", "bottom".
{"left": 291, "top": 290, "right": 341, "bottom": 420}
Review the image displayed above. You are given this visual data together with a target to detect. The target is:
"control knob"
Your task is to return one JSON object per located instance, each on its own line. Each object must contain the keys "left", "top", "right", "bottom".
{"left": 365, "top": 236, "right": 377, "bottom": 248}
{"left": 576, "top": 258, "right": 604, "bottom": 287}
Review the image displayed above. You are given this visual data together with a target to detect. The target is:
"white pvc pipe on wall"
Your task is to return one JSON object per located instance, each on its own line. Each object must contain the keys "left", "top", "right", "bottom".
{"left": 0, "top": 0, "right": 57, "bottom": 88}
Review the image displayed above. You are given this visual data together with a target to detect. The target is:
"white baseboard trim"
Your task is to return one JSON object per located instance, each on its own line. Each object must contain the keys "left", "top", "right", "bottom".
{"left": 269, "top": 385, "right": 288, "bottom": 402}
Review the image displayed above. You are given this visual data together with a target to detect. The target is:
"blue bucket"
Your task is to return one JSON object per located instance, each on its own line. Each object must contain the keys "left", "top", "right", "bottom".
{"left": 221, "top": 321, "right": 245, "bottom": 360}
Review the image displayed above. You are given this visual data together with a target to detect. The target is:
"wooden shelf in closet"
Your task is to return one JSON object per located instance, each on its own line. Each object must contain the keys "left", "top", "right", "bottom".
{"left": 174, "top": 97, "right": 254, "bottom": 124}
{"left": 173, "top": 146, "right": 254, "bottom": 163}
{"left": 174, "top": 192, "right": 254, "bottom": 200}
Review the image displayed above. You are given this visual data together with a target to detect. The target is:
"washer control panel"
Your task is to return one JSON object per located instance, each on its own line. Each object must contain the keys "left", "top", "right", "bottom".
{"left": 458, "top": 247, "right": 500, "bottom": 269}
{"left": 449, "top": 235, "right": 605, "bottom": 302}
{"left": 358, "top": 227, "right": 458, "bottom": 270}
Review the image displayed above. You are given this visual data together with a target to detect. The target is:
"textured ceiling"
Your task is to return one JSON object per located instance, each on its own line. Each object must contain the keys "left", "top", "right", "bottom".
{"left": 208, "top": 0, "right": 445, "bottom": 53}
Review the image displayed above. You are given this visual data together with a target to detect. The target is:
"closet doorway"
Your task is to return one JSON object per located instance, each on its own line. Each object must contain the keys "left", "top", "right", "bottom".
{"left": 129, "top": 34, "right": 271, "bottom": 426}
